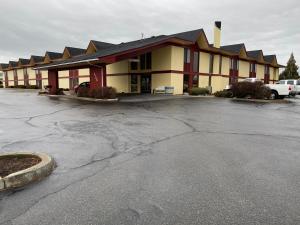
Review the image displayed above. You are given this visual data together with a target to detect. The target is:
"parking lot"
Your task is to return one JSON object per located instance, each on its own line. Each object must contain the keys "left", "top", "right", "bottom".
{"left": 0, "top": 89, "right": 300, "bottom": 225}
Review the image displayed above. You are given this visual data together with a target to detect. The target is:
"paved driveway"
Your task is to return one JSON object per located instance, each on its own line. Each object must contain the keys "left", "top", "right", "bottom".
{"left": 0, "top": 89, "right": 300, "bottom": 225}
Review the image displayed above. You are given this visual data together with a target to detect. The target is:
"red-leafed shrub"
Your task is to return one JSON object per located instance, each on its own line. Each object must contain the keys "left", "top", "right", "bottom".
{"left": 88, "top": 87, "right": 117, "bottom": 99}
{"left": 231, "top": 81, "right": 271, "bottom": 99}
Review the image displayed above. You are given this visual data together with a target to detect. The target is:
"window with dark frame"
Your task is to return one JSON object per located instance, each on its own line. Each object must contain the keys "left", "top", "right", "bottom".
{"left": 193, "top": 51, "right": 199, "bottom": 72}
{"left": 146, "top": 52, "right": 152, "bottom": 70}
{"left": 140, "top": 54, "right": 146, "bottom": 70}
{"left": 130, "top": 57, "right": 138, "bottom": 70}
{"left": 209, "top": 54, "right": 214, "bottom": 74}
{"left": 192, "top": 74, "right": 199, "bottom": 87}
{"left": 265, "top": 65, "right": 270, "bottom": 75}
{"left": 131, "top": 75, "right": 138, "bottom": 92}
{"left": 219, "top": 56, "right": 222, "bottom": 74}
{"left": 184, "top": 48, "right": 191, "bottom": 63}
{"left": 140, "top": 52, "right": 152, "bottom": 70}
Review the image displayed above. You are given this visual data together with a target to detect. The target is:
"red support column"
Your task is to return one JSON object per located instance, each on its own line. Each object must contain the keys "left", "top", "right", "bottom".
{"left": 48, "top": 70, "right": 59, "bottom": 94}
{"left": 89, "top": 66, "right": 107, "bottom": 90}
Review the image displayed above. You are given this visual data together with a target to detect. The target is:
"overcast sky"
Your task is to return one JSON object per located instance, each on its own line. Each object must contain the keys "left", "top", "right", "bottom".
{"left": 0, "top": 0, "right": 299, "bottom": 66}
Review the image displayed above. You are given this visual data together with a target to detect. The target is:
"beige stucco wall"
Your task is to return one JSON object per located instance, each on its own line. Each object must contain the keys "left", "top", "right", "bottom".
{"left": 171, "top": 46, "right": 184, "bottom": 71}
{"left": 107, "top": 75, "right": 129, "bottom": 93}
{"left": 78, "top": 68, "right": 90, "bottom": 84}
{"left": 41, "top": 71, "right": 48, "bottom": 87}
{"left": 171, "top": 73, "right": 183, "bottom": 94}
{"left": 152, "top": 46, "right": 171, "bottom": 70}
{"left": 107, "top": 60, "right": 128, "bottom": 74}
{"left": 28, "top": 68, "right": 36, "bottom": 85}
{"left": 58, "top": 70, "right": 69, "bottom": 89}
{"left": 221, "top": 57, "right": 230, "bottom": 76}
{"left": 79, "top": 68, "right": 89, "bottom": 76}
{"left": 199, "top": 52, "right": 210, "bottom": 74}
{"left": 256, "top": 64, "right": 264, "bottom": 80}
{"left": 152, "top": 73, "right": 171, "bottom": 93}
{"left": 213, "top": 55, "right": 221, "bottom": 74}
{"left": 211, "top": 77, "right": 228, "bottom": 92}
{"left": 199, "top": 76, "right": 209, "bottom": 89}
{"left": 239, "top": 60, "right": 249, "bottom": 77}
{"left": 7, "top": 70, "right": 14, "bottom": 86}
{"left": 17, "top": 69, "right": 24, "bottom": 85}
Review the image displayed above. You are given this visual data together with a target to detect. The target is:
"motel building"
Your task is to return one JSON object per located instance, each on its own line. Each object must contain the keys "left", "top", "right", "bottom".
{"left": 0, "top": 22, "right": 283, "bottom": 95}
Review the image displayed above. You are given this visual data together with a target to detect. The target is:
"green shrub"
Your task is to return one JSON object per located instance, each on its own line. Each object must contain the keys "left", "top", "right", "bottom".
{"left": 0, "top": 85, "right": 3, "bottom": 88}
{"left": 231, "top": 81, "right": 271, "bottom": 99}
{"left": 190, "top": 87, "right": 210, "bottom": 96}
{"left": 89, "top": 87, "right": 117, "bottom": 99}
{"left": 16, "top": 85, "right": 26, "bottom": 89}
{"left": 56, "top": 88, "right": 65, "bottom": 95}
{"left": 27, "top": 85, "right": 39, "bottom": 89}
{"left": 214, "top": 90, "right": 233, "bottom": 98}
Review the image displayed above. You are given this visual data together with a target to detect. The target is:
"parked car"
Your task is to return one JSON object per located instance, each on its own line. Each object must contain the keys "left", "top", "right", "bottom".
{"left": 277, "top": 80, "right": 300, "bottom": 95}
{"left": 74, "top": 82, "right": 90, "bottom": 94}
{"left": 265, "top": 83, "right": 296, "bottom": 99}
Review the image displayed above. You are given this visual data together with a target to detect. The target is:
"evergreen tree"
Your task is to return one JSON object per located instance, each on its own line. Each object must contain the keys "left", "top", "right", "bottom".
{"left": 279, "top": 53, "right": 299, "bottom": 80}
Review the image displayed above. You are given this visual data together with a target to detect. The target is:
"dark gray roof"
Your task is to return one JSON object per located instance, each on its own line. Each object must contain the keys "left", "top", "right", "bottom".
{"left": 264, "top": 55, "right": 276, "bottom": 63}
{"left": 19, "top": 58, "right": 30, "bottom": 65}
{"left": 0, "top": 63, "right": 9, "bottom": 69}
{"left": 91, "top": 41, "right": 116, "bottom": 51}
{"left": 65, "top": 47, "right": 86, "bottom": 57}
{"left": 46, "top": 51, "right": 63, "bottom": 60}
{"left": 37, "top": 29, "right": 204, "bottom": 69}
{"left": 31, "top": 55, "right": 45, "bottom": 63}
{"left": 220, "top": 43, "right": 245, "bottom": 54}
{"left": 247, "top": 50, "right": 263, "bottom": 60}
{"left": 9, "top": 61, "right": 18, "bottom": 67}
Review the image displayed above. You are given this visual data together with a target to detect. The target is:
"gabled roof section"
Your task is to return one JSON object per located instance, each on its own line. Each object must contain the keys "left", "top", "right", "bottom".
{"left": 63, "top": 47, "right": 86, "bottom": 59}
{"left": 264, "top": 55, "right": 277, "bottom": 64}
{"left": 221, "top": 43, "right": 245, "bottom": 55}
{"left": 18, "top": 58, "right": 30, "bottom": 67}
{"left": 0, "top": 63, "right": 9, "bottom": 71}
{"left": 247, "top": 50, "right": 264, "bottom": 62}
{"left": 8, "top": 61, "right": 18, "bottom": 69}
{"left": 86, "top": 41, "right": 116, "bottom": 54}
{"left": 44, "top": 51, "right": 63, "bottom": 63}
{"left": 30, "top": 55, "right": 45, "bottom": 66}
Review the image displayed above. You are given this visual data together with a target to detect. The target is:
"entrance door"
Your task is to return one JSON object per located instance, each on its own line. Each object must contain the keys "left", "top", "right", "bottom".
{"left": 141, "top": 75, "right": 151, "bottom": 93}
{"left": 183, "top": 74, "right": 189, "bottom": 93}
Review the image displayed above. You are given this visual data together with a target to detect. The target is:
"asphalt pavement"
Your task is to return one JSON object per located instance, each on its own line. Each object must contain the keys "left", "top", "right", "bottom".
{"left": 0, "top": 89, "right": 300, "bottom": 225}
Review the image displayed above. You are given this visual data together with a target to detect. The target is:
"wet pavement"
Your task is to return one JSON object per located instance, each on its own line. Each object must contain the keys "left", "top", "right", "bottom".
{"left": 0, "top": 89, "right": 300, "bottom": 225}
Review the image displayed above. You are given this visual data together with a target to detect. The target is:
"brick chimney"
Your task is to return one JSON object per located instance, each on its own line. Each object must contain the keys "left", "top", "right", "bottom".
{"left": 213, "top": 21, "right": 222, "bottom": 48}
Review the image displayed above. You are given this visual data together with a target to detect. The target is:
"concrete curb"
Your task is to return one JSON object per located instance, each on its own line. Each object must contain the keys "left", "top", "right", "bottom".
{"left": 47, "top": 95, "right": 119, "bottom": 102}
{"left": 231, "top": 98, "right": 292, "bottom": 104}
{"left": 0, "top": 152, "right": 55, "bottom": 191}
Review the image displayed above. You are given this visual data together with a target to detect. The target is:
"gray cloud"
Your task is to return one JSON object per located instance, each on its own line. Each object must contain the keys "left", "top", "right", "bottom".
{"left": 0, "top": 0, "right": 299, "bottom": 66}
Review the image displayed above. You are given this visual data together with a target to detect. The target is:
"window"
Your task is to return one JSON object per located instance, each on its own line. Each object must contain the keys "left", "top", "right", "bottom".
{"left": 287, "top": 80, "right": 294, "bottom": 85}
{"left": 130, "top": 57, "right": 138, "bottom": 70}
{"left": 192, "top": 74, "right": 199, "bottom": 87}
{"left": 250, "top": 63, "right": 256, "bottom": 73}
{"left": 219, "top": 56, "right": 222, "bottom": 74}
{"left": 140, "top": 52, "right": 152, "bottom": 70}
{"left": 230, "top": 58, "right": 238, "bottom": 70}
{"left": 146, "top": 52, "right": 152, "bottom": 70}
{"left": 35, "top": 69, "right": 41, "bottom": 75}
{"left": 140, "top": 54, "right": 146, "bottom": 70}
{"left": 265, "top": 65, "right": 270, "bottom": 75}
{"left": 131, "top": 75, "right": 138, "bottom": 92}
{"left": 193, "top": 51, "right": 199, "bottom": 72}
{"left": 184, "top": 48, "right": 191, "bottom": 63}
{"left": 209, "top": 54, "right": 214, "bottom": 73}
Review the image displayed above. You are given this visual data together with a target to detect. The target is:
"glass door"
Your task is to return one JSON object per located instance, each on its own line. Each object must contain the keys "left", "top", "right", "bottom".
{"left": 141, "top": 75, "right": 151, "bottom": 93}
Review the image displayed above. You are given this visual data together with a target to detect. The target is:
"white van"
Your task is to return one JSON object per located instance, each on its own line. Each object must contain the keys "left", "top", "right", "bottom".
{"left": 277, "top": 80, "right": 300, "bottom": 94}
